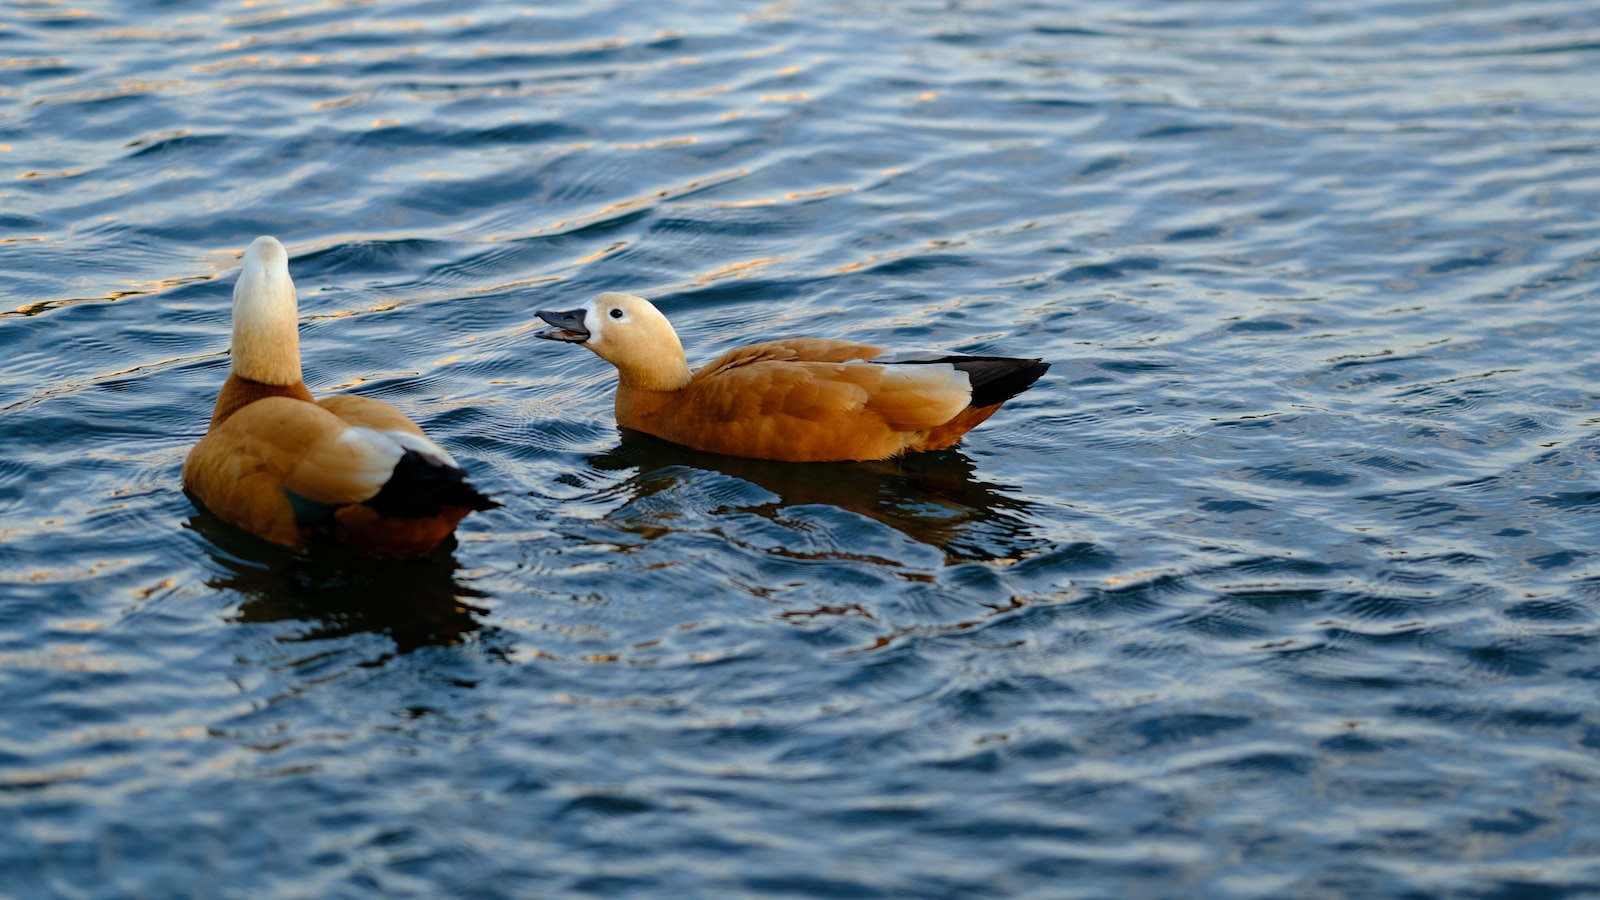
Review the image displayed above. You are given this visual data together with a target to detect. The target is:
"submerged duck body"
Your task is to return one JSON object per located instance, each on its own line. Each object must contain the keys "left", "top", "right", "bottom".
{"left": 183, "top": 236, "right": 496, "bottom": 556}
{"left": 536, "top": 293, "right": 1048, "bottom": 462}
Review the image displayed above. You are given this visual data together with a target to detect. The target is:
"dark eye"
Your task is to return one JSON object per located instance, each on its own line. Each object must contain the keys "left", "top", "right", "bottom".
{"left": 609, "top": 308, "right": 623, "bottom": 319}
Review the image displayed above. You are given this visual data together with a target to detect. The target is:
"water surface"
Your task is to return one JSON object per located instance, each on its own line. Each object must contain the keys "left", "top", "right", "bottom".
{"left": 4, "top": 0, "right": 1600, "bottom": 895}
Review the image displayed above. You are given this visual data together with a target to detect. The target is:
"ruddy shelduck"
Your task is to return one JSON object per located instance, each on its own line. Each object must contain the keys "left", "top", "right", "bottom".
{"left": 183, "top": 236, "right": 497, "bottom": 556}
{"left": 535, "top": 292, "right": 1048, "bottom": 462}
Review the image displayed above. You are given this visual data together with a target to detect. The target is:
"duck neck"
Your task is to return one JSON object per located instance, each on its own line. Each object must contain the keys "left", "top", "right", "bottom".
{"left": 208, "top": 373, "right": 315, "bottom": 431}
{"left": 230, "top": 304, "right": 302, "bottom": 386}
{"left": 614, "top": 380, "right": 680, "bottom": 434}
{"left": 616, "top": 354, "right": 693, "bottom": 393}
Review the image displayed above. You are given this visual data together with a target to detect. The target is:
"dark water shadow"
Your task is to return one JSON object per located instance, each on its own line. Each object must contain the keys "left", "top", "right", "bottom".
{"left": 186, "top": 507, "right": 501, "bottom": 656}
{"left": 587, "top": 430, "right": 1049, "bottom": 564}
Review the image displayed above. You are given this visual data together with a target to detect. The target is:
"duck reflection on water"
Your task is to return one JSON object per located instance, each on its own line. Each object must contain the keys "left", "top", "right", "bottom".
{"left": 187, "top": 506, "right": 496, "bottom": 655}
{"left": 587, "top": 428, "right": 1049, "bottom": 565}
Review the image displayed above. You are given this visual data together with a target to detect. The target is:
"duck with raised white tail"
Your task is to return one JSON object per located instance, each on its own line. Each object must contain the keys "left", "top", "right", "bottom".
{"left": 183, "top": 236, "right": 497, "bottom": 556}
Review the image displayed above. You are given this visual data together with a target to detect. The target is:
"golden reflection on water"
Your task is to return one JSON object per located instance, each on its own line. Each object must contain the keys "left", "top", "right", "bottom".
{"left": 0, "top": 643, "right": 123, "bottom": 673}
{"left": 1, "top": 58, "right": 67, "bottom": 71}
{"left": 690, "top": 256, "right": 780, "bottom": 286}
{"left": 615, "top": 136, "right": 698, "bottom": 150}
{"left": 16, "top": 166, "right": 89, "bottom": 180}
{"left": 710, "top": 185, "right": 855, "bottom": 209}
{"left": 16, "top": 6, "right": 95, "bottom": 22}
{"left": 573, "top": 241, "right": 627, "bottom": 266}
{"left": 514, "top": 166, "right": 749, "bottom": 241}
{"left": 1, "top": 350, "right": 224, "bottom": 413}
{"left": 7, "top": 273, "right": 217, "bottom": 317}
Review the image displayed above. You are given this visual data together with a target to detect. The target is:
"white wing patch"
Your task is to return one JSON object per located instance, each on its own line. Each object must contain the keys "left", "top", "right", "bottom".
{"left": 862, "top": 349, "right": 954, "bottom": 365}
{"left": 282, "top": 426, "right": 405, "bottom": 504}
{"left": 384, "top": 429, "right": 459, "bottom": 468}
{"left": 328, "top": 427, "right": 408, "bottom": 497}
{"left": 880, "top": 361, "right": 970, "bottom": 389}
{"left": 872, "top": 363, "right": 972, "bottom": 428}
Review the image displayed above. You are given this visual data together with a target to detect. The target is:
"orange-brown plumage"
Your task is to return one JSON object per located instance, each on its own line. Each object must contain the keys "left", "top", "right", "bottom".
{"left": 536, "top": 293, "right": 1047, "bottom": 462}
{"left": 183, "top": 236, "right": 496, "bottom": 556}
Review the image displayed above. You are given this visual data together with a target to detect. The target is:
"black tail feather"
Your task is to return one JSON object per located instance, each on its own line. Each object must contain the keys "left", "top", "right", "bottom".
{"left": 887, "top": 355, "right": 1049, "bottom": 408}
{"left": 366, "top": 449, "right": 500, "bottom": 518}
{"left": 955, "top": 357, "right": 1049, "bottom": 408}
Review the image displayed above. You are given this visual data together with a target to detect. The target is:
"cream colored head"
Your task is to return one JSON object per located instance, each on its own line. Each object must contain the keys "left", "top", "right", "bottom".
{"left": 536, "top": 292, "right": 692, "bottom": 391}
{"left": 229, "top": 235, "right": 302, "bottom": 386}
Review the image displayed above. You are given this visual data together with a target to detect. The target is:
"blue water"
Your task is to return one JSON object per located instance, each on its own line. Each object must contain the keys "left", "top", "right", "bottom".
{"left": 4, "top": 0, "right": 1600, "bottom": 895}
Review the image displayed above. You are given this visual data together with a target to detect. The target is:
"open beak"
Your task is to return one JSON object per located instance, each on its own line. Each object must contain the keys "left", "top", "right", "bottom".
{"left": 535, "top": 308, "right": 590, "bottom": 343}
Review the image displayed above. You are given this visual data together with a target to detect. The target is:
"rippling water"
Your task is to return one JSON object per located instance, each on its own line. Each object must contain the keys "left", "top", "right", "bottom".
{"left": 5, "top": 0, "right": 1600, "bottom": 895}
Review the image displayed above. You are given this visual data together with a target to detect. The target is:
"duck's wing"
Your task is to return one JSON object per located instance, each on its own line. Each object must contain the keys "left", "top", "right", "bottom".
{"left": 183, "top": 396, "right": 403, "bottom": 544}
{"left": 689, "top": 344, "right": 972, "bottom": 431}
{"left": 857, "top": 362, "right": 974, "bottom": 430}
{"left": 316, "top": 393, "right": 496, "bottom": 521}
{"left": 317, "top": 393, "right": 459, "bottom": 467}
{"left": 695, "top": 338, "right": 886, "bottom": 378}
{"left": 871, "top": 352, "right": 1049, "bottom": 408}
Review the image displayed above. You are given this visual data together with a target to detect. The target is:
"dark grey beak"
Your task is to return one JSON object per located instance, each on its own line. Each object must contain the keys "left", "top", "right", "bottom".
{"left": 535, "top": 308, "right": 590, "bottom": 343}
